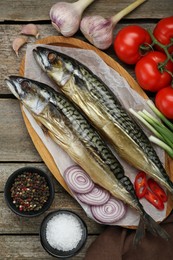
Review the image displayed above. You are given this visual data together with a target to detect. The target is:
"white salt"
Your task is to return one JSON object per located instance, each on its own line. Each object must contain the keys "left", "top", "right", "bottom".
{"left": 46, "top": 213, "right": 83, "bottom": 251}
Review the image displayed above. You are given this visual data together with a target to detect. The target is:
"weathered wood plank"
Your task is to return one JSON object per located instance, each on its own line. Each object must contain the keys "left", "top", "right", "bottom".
{"left": 1, "top": 2, "right": 170, "bottom": 258}
{"left": 0, "top": 24, "right": 57, "bottom": 95}
{"left": 1, "top": 0, "right": 172, "bottom": 22}
{"left": 0, "top": 163, "right": 65, "bottom": 192}
{"left": 0, "top": 163, "right": 105, "bottom": 234}
{"left": 0, "top": 99, "right": 41, "bottom": 161}
{"left": 0, "top": 234, "right": 96, "bottom": 259}
{"left": 0, "top": 23, "right": 156, "bottom": 95}
{"left": 1, "top": 192, "right": 104, "bottom": 234}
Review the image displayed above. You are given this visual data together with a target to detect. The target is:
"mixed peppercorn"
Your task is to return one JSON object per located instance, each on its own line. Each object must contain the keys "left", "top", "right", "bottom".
{"left": 10, "top": 172, "right": 50, "bottom": 212}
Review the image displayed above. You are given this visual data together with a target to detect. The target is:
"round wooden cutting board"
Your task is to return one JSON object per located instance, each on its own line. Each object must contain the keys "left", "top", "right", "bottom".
{"left": 19, "top": 36, "right": 173, "bottom": 223}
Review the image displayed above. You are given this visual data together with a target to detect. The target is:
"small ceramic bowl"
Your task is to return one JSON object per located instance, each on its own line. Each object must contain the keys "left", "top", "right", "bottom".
{"left": 4, "top": 167, "right": 54, "bottom": 217}
{"left": 40, "top": 210, "right": 87, "bottom": 258}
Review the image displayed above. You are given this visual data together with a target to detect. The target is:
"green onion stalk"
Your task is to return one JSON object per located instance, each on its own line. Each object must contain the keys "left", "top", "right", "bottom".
{"left": 149, "top": 136, "right": 173, "bottom": 159}
{"left": 129, "top": 101, "right": 173, "bottom": 159}
{"left": 147, "top": 100, "right": 173, "bottom": 131}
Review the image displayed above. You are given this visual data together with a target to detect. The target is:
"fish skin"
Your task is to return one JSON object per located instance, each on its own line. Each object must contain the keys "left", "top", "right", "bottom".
{"left": 33, "top": 46, "right": 173, "bottom": 194}
{"left": 5, "top": 76, "right": 169, "bottom": 243}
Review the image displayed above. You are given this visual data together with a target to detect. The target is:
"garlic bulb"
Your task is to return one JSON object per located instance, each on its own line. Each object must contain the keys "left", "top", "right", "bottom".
{"left": 12, "top": 36, "right": 28, "bottom": 56}
{"left": 20, "top": 24, "right": 40, "bottom": 38}
{"left": 80, "top": 15, "right": 113, "bottom": 50}
{"left": 50, "top": 0, "right": 94, "bottom": 37}
{"left": 80, "top": 0, "right": 147, "bottom": 50}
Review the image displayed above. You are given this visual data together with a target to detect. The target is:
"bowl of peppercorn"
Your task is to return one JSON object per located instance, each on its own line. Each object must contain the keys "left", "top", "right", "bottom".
{"left": 4, "top": 167, "right": 55, "bottom": 217}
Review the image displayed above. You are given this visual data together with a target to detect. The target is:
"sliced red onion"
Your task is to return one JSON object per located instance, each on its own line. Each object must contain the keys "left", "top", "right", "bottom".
{"left": 76, "top": 185, "right": 110, "bottom": 205}
{"left": 91, "top": 197, "right": 126, "bottom": 224}
{"left": 63, "top": 165, "right": 94, "bottom": 193}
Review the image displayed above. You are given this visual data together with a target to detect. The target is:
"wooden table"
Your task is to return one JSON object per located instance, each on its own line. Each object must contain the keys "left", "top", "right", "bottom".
{"left": 0, "top": 0, "right": 172, "bottom": 258}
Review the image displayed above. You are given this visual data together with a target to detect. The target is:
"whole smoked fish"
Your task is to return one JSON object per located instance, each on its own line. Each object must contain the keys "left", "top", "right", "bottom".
{"left": 6, "top": 76, "right": 169, "bottom": 244}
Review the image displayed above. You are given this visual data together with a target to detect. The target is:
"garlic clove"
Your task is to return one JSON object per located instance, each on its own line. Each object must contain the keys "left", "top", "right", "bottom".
{"left": 20, "top": 24, "right": 40, "bottom": 38}
{"left": 51, "top": 22, "right": 61, "bottom": 33}
{"left": 12, "top": 36, "right": 28, "bottom": 57}
{"left": 80, "top": 16, "right": 113, "bottom": 50}
{"left": 50, "top": 2, "right": 82, "bottom": 37}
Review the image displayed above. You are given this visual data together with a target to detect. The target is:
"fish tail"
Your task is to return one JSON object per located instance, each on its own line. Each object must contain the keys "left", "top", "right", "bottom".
{"left": 134, "top": 213, "right": 169, "bottom": 245}
{"left": 133, "top": 217, "right": 145, "bottom": 245}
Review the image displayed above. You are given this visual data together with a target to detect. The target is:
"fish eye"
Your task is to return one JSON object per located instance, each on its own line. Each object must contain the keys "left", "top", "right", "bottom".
{"left": 21, "top": 80, "right": 30, "bottom": 88}
{"left": 48, "top": 52, "right": 57, "bottom": 63}
{"left": 21, "top": 80, "right": 32, "bottom": 92}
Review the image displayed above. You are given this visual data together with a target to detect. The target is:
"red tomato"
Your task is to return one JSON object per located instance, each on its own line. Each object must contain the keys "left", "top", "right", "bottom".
{"left": 113, "top": 25, "right": 152, "bottom": 65}
{"left": 135, "top": 51, "right": 173, "bottom": 92}
{"left": 153, "top": 16, "right": 173, "bottom": 54}
{"left": 155, "top": 86, "right": 173, "bottom": 119}
{"left": 134, "top": 171, "right": 147, "bottom": 199}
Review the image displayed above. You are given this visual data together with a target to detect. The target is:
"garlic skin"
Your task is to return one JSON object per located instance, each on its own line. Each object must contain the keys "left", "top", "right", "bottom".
{"left": 80, "top": 0, "right": 147, "bottom": 50}
{"left": 12, "top": 36, "right": 28, "bottom": 56}
{"left": 50, "top": 2, "right": 81, "bottom": 36}
{"left": 80, "top": 16, "right": 113, "bottom": 50}
{"left": 50, "top": 0, "right": 94, "bottom": 37}
{"left": 20, "top": 24, "right": 39, "bottom": 38}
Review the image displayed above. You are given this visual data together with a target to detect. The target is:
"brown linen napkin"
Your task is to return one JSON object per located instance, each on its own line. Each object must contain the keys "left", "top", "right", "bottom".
{"left": 85, "top": 211, "right": 173, "bottom": 260}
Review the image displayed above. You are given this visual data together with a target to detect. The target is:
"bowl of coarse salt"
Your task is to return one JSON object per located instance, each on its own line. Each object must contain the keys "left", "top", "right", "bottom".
{"left": 40, "top": 209, "right": 87, "bottom": 258}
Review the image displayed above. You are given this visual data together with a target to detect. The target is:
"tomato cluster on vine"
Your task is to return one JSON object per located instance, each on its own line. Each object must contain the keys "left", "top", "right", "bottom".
{"left": 113, "top": 16, "right": 173, "bottom": 119}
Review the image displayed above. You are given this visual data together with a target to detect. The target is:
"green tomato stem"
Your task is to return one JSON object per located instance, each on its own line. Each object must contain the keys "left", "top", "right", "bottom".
{"left": 164, "top": 68, "right": 173, "bottom": 78}
{"left": 148, "top": 29, "right": 173, "bottom": 63}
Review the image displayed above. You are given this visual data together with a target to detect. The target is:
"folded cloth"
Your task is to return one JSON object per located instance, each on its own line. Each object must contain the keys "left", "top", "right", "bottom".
{"left": 85, "top": 211, "right": 173, "bottom": 260}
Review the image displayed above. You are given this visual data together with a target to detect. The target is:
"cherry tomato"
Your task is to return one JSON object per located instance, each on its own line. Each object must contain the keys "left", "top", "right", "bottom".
{"left": 153, "top": 16, "right": 173, "bottom": 54}
{"left": 113, "top": 25, "right": 151, "bottom": 65}
{"left": 135, "top": 51, "right": 173, "bottom": 92}
{"left": 155, "top": 86, "right": 173, "bottom": 119}
{"left": 144, "top": 190, "right": 164, "bottom": 210}
{"left": 134, "top": 171, "right": 147, "bottom": 199}
{"left": 147, "top": 178, "right": 168, "bottom": 202}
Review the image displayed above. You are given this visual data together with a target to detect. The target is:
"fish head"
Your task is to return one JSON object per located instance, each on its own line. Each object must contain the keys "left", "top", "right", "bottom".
{"left": 33, "top": 47, "right": 72, "bottom": 87}
{"left": 5, "top": 76, "right": 48, "bottom": 114}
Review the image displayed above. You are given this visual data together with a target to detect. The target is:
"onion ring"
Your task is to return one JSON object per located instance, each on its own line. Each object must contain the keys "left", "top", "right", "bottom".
{"left": 76, "top": 185, "right": 110, "bottom": 205}
{"left": 91, "top": 197, "right": 126, "bottom": 224}
{"left": 63, "top": 165, "right": 94, "bottom": 193}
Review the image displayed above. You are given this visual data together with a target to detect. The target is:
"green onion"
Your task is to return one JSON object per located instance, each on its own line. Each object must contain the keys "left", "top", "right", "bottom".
{"left": 129, "top": 108, "right": 163, "bottom": 140}
{"left": 149, "top": 136, "right": 173, "bottom": 158}
{"left": 129, "top": 103, "right": 173, "bottom": 159}
{"left": 142, "top": 109, "right": 161, "bottom": 125}
{"left": 147, "top": 100, "right": 173, "bottom": 131}
{"left": 138, "top": 111, "right": 173, "bottom": 149}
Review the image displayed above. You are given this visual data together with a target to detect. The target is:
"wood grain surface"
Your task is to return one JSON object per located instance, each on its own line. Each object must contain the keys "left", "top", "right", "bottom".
{"left": 1, "top": 0, "right": 172, "bottom": 22}
{"left": 1, "top": 23, "right": 155, "bottom": 95}
{"left": 1, "top": 1, "right": 172, "bottom": 258}
{"left": 0, "top": 235, "right": 96, "bottom": 259}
